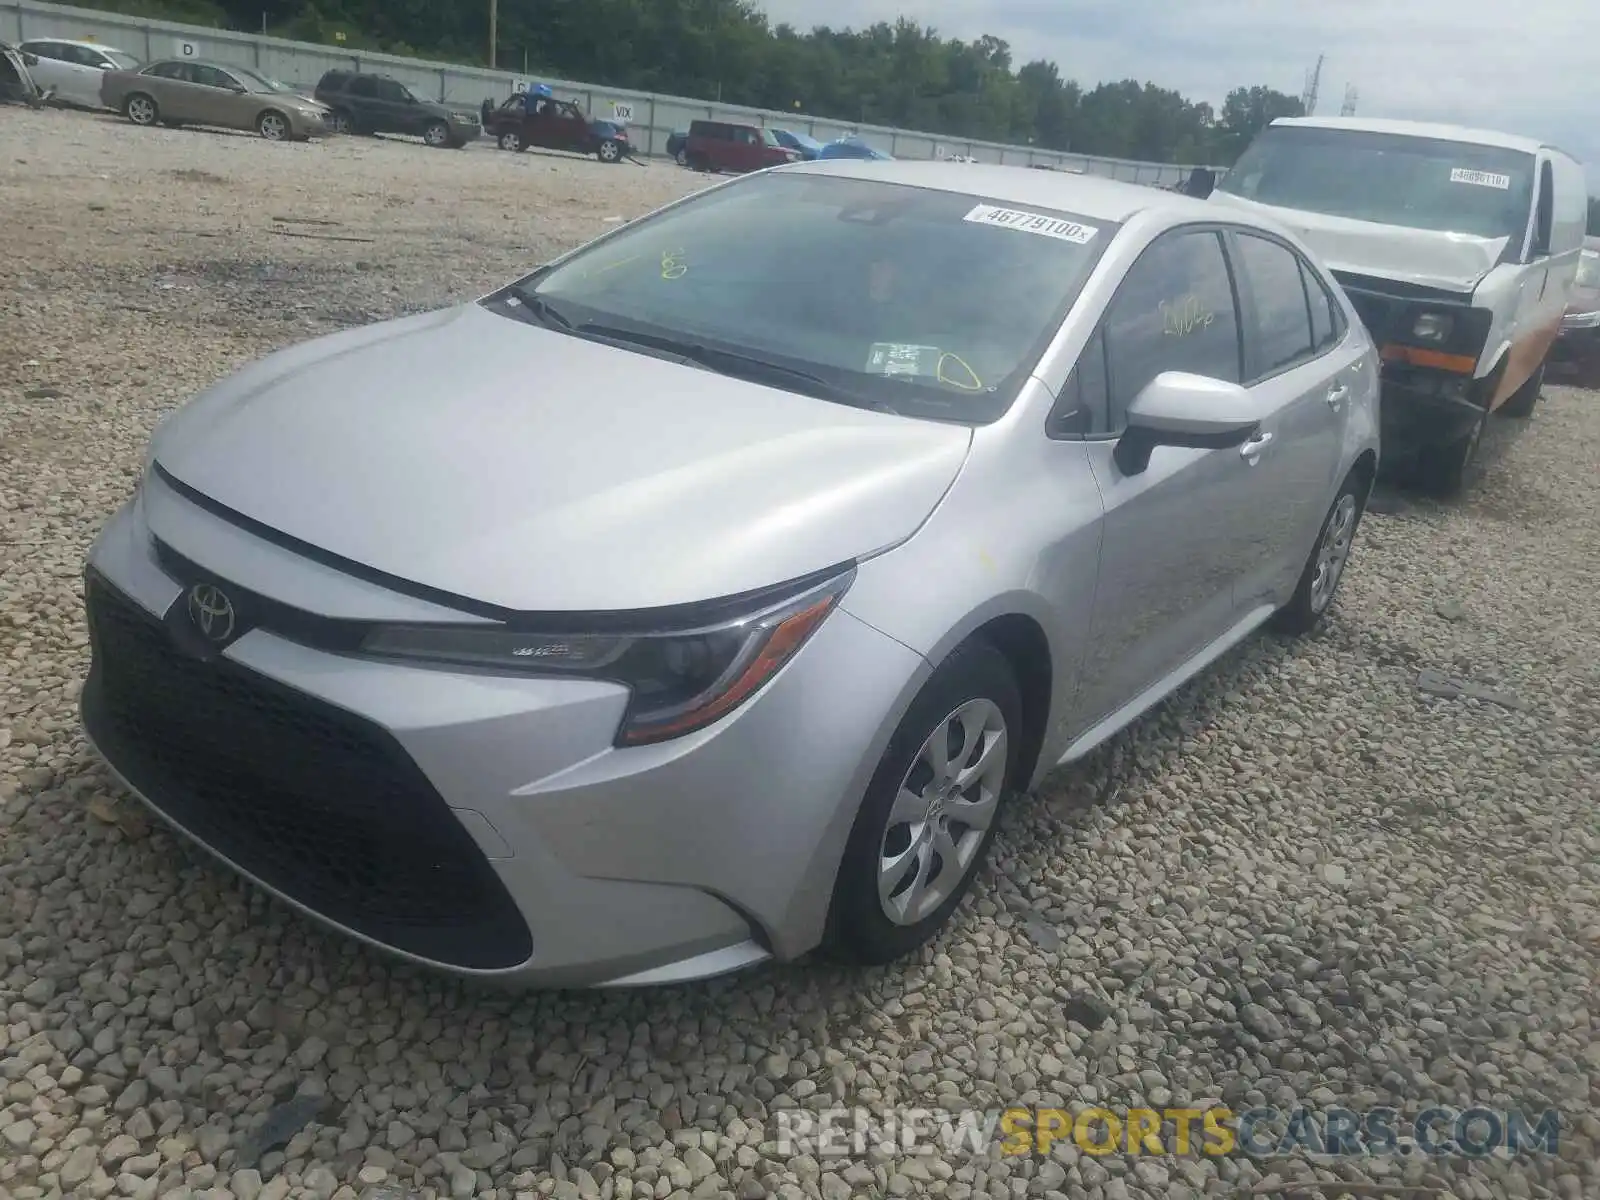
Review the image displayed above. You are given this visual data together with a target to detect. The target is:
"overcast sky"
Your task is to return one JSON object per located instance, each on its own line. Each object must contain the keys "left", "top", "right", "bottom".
{"left": 755, "top": 0, "right": 1600, "bottom": 188}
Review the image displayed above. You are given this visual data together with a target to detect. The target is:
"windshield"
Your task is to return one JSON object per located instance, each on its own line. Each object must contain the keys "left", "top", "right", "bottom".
{"left": 508, "top": 172, "right": 1110, "bottom": 423}
{"left": 230, "top": 64, "right": 294, "bottom": 93}
{"left": 1218, "top": 125, "right": 1536, "bottom": 241}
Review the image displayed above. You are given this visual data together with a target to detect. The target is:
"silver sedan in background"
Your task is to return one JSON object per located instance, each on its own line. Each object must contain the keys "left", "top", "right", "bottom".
{"left": 79, "top": 161, "right": 1379, "bottom": 988}
{"left": 17, "top": 38, "right": 139, "bottom": 109}
{"left": 101, "top": 58, "right": 330, "bottom": 140}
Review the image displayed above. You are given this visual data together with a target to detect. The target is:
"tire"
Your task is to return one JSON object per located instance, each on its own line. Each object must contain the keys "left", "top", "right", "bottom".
{"left": 327, "top": 109, "right": 353, "bottom": 135}
{"left": 1270, "top": 471, "right": 1368, "bottom": 636}
{"left": 688, "top": 152, "right": 711, "bottom": 172}
{"left": 1498, "top": 361, "right": 1543, "bottom": 419}
{"left": 1415, "top": 407, "right": 1486, "bottom": 498}
{"left": 256, "top": 109, "right": 290, "bottom": 141}
{"left": 497, "top": 130, "right": 524, "bottom": 151}
{"left": 124, "top": 93, "right": 159, "bottom": 127}
{"left": 423, "top": 121, "right": 450, "bottom": 148}
{"left": 674, "top": 147, "right": 688, "bottom": 166}
{"left": 823, "top": 640, "right": 1022, "bottom": 965}
{"left": 597, "top": 138, "right": 622, "bottom": 163}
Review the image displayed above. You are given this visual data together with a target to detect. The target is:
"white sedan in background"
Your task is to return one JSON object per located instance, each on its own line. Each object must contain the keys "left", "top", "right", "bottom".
{"left": 18, "top": 38, "right": 140, "bottom": 109}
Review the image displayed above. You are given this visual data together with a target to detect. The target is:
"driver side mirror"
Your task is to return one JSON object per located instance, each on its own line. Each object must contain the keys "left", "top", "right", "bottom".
{"left": 1113, "top": 372, "right": 1265, "bottom": 476}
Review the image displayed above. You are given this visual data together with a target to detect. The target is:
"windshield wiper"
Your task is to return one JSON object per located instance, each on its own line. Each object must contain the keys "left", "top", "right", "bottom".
{"left": 574, "top": 322, "right": 900, "bottom": 414}
{"left": 504, "top": 286, "right": 575, "bottom": 331}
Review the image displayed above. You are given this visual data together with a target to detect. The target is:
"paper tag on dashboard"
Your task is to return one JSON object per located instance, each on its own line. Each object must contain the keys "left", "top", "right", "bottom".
{"left": 1449, "top": 168, "right": 1511, "bottom": 190}
{"left": 963, "top": 204, "right": 1098, "bottom": 243}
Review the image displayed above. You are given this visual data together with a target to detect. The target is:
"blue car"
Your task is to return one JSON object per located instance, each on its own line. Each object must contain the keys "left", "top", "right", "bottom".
{"left": 816, "top": 136, "right": 893, "bottom": 162}
{"left": 770, "top": 128, "right": 824, "bottom": 160}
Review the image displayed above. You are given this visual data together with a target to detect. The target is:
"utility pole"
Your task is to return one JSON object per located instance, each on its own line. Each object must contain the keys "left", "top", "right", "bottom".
{"left": 1301, "top": 53, "right": 1323, "bottom": 116}
{"left": 489, "top": 0, "right": 497, "bottom": 68}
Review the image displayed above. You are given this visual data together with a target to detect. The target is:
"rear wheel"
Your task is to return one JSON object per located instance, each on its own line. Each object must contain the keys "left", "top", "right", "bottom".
{"left": 597, "top": 138, "right": 623, "bottom": 163}
{"left": 1499, "top": 361, "right": 1544, "bottom": 419}
{"left": 327, "top": 109, "right": 353, "bottom": 135}
{"left": 423, "top": 120, "right": 450, "bottom": 148}
{"left": 124, "top": 93, "right": 159, "bottom": 126}
{"left": 498, "top": 130, "right": 523, "bottom": 151}
{"left": 256, "top": 109, "right": 289, "bottom": 141}
{"left": 1271, "top": 472, "right": 1368, "bottom": 636}
{"left": 824, "top": 640, "right": 1021, "bottom": 965}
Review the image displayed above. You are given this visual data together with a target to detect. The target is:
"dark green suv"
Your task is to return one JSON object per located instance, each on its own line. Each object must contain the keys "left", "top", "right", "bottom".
{"left": 314, "top": 69, "right": 479, "bottom": 148}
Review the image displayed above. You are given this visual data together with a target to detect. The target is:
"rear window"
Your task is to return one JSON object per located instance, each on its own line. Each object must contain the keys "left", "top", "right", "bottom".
{"left": 1218, "top": 125, "right": 1536, "bottom": 241}
{"left": 515, "top": 172, "right": 1114, "bottom": 424}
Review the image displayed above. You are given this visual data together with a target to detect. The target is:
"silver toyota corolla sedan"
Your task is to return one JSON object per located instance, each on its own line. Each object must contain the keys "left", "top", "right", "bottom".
{"left": 80, "top": 161, "right": 1380, "bottom": 988}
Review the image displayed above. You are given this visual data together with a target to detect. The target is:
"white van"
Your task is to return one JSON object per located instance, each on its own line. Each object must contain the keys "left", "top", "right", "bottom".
{"left": 1208, "top": 116, "right": 1588, "bottom": 493}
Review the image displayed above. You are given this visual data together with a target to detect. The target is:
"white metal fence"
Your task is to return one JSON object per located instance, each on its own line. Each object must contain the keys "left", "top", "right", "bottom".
{"left": 4, "top": 0, "right": 1221, "bottom": 186}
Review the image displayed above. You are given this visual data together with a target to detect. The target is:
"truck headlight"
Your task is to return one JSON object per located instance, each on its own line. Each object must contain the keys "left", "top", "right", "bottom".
{"left": 361, "top": 567, "right": 854, "bottom": 746}
{"left": 1412, "top": 312, "right": 1454, "bottom": 343}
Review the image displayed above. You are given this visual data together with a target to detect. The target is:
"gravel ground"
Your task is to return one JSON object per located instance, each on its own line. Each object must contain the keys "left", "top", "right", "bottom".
{"left": 2, "top": 107, "right": 1598, "bottom": 1200}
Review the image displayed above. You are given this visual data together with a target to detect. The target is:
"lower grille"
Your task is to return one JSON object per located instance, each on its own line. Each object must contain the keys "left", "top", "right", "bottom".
{"left": 80, "top": 572, "right": 533, "bottom": 971}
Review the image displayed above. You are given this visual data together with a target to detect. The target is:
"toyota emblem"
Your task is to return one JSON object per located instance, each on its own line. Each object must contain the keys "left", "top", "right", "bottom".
{"left": 186, "top": 583, "right": 236, "bottom": 643}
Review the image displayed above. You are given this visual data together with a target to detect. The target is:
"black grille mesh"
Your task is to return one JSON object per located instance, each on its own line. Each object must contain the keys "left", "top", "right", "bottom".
{"left": 80, "top": 572, "right": 533, "bottom": 971}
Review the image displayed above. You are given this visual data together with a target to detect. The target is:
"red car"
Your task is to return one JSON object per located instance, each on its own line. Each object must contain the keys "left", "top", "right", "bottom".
{"left": 484, "top": 92, "right": 630, "bottom": 163}
{"left": 684, "top": 119, "right": 799, "bottom": 173}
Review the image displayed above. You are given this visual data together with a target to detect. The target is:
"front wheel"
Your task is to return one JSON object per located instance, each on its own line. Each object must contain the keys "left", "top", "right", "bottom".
{"left": 423, "top": 121, "right": 450, "bottom": 148}
{"left": 124, "top": 93, "right": 159, "bottom": 126}
{"left": 497, "top": 130, "right": 523, "bottom": 152}
{"left": 824, "top": 640, "right": 1021, "bottom": 965}
{"left": 597, "top": 138, "right": 622, "bottom": 163}
{"left": 674, "top": 147, "right": 688, "bottom": 166}
{"left": 257, "top": 109, "right": 289, "bottom": 141}
{"left": 1271, "top": 472, "right": 1368, "bottom": 636}
{"left": 327, "top": 109, "right": 353, "bottom": 135}
{"left": 1415, "top": 408, "right": 1486, "bottom": 498}
{"left": 1499, "top": 361, "right": 1544, "bottom": 419}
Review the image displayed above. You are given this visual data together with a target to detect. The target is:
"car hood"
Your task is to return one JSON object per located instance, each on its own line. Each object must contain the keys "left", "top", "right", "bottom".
{"left": 151, "top": 303, "right": 973, "bottom": 613}
{"left": 1208, "top": 191, "right": 1507, "bottom": 294}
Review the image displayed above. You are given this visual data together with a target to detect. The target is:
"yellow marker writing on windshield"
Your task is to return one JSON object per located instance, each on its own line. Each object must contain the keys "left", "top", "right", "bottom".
{"left": 661, "top": 249, "right": 687, "bottom": 279}
{"left": 937, "top": 352, "right": 984, "bottom": 391}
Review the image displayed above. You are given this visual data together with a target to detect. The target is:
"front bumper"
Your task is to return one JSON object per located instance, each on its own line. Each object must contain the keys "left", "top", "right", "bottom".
{"left": 79, "top": 479, "right": 928, "bottom": 986}
{"left": 1376, "top": 361, "right": 1489, "bottom": 449}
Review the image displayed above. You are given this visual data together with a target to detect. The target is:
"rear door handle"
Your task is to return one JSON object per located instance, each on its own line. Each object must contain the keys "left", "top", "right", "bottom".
{"left": 1327, "top": 383, "right": 1349, "bottom": 410}
{"left": 1240, "top": 430, "right": 1273, "bottom": 463}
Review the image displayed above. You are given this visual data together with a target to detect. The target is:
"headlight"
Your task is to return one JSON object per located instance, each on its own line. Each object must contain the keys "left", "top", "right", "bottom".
{"left": 361, "top": 568, "right": 854, "bottom": 746}
{"left": 1412, "top": 312, "right": 1454, "bottom": 343}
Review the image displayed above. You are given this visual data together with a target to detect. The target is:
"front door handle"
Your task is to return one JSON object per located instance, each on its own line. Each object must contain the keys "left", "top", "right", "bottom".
{"left": 1326, "top": 383, "right": 1349, "bottom": 411}
{"left": 1239, "top": 430, "right": 1273, "bottom": 463}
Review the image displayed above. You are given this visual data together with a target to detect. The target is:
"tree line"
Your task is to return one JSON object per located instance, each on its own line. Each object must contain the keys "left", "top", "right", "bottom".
{"left": 82, "top": 0, "right": 1307, "bottom": 164}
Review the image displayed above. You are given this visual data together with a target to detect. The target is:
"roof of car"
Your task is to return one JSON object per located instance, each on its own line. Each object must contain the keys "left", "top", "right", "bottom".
{"left": 1268, "top": 115, "right": 1549, "bottom": 155}
{"left": 785, "top": 159, "right": 1216, "bottom": 224}
{"left": 24, "top": 38, "right": 128, "bottom": 52}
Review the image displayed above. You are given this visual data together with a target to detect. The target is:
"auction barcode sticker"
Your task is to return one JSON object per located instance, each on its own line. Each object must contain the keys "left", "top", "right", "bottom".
{"left": 964, "top": 204, "right": 1098, "bottom": 243}
{"left": 1449, "top": 168, "right": 1511, "bottom": 190}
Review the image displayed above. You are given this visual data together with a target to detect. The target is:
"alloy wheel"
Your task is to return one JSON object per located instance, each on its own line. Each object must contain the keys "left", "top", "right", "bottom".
{"left": 425, "top": 123, "right": 449, "bottom": 147}
{"left": 598, "top": 140, "right": 621, "bottom": 162}
{"left": 259, "top": 113, "right": 287, "bottom": 141}
{"left": 1310, "top": 492, "right": 1358, "bottom": 614}
{"left": 877, "top": 698, "right": 1008, "bottom": 926}
{"left": 127, "top": 96, "right": 156, "bottom": 125}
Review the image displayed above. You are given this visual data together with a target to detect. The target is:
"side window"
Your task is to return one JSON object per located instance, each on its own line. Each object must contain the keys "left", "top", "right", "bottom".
{"left": 190, "top": 65, "right": 238, "bottom": 90}
{"left": 1234, "top": 233, "right": 1316, "bottom": 377}
{"left": 348, "top": 75, "right": 380, "bottom": 99}
{"left": 376, "top": 79, "right": 410, "bottom": 103}
{"left": 1102, "top": 230, "right": 1242, "bottom": 428}
{"left": 1532, "top": 161, "right": 1554, "bottom": 258}
{"left": 65, "top": 44, "right": 104, "bottom": 66}
{"left": 146, "top": 61, "right": 185, "bottom": 80}
{"left": 1301, "top": 261, "right": 1343, "bottom": 353}
{"left": 23, "top": 42, "right": 63, "bottom": 61}
{"left": 1048, "top": 328, "right": 1110, "bottom": 438}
